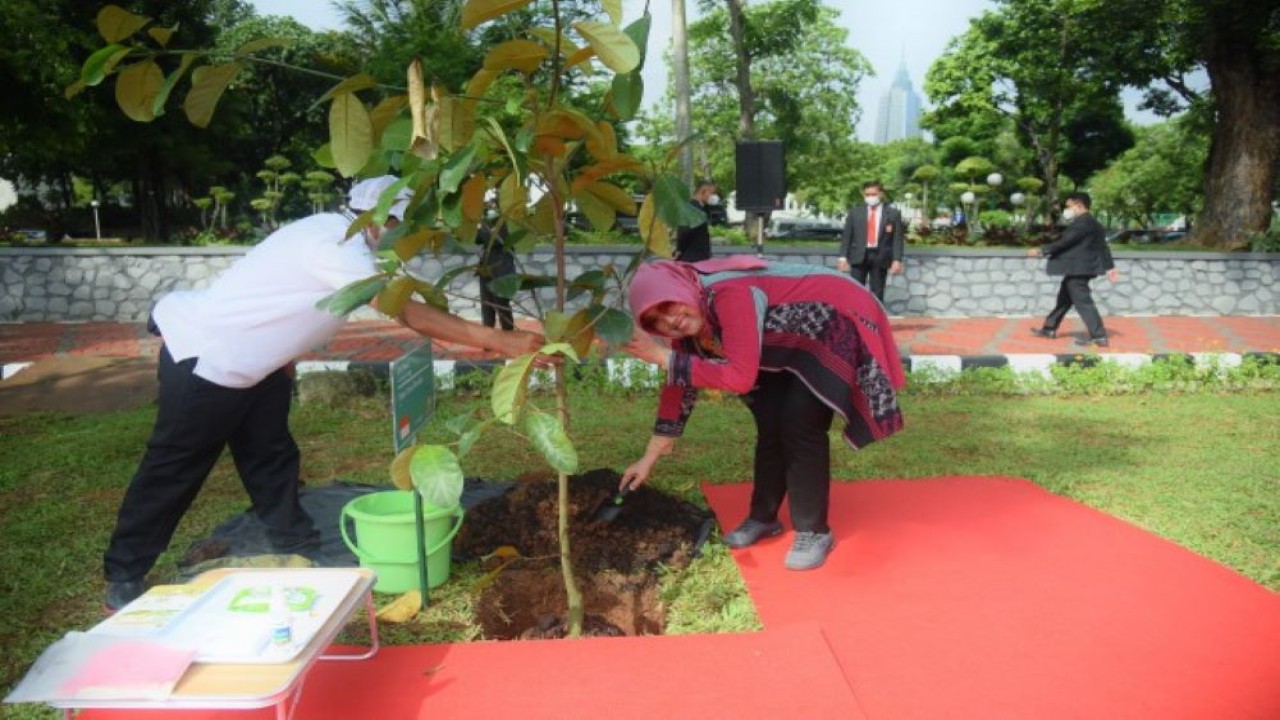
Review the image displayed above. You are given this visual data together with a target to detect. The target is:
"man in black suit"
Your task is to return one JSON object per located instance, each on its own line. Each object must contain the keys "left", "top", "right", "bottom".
{"left": 1027, "top": 192, "right": 1119, "bottom": 347}
{"left": 837, "top": 180, "right": 904, "bottom": 302}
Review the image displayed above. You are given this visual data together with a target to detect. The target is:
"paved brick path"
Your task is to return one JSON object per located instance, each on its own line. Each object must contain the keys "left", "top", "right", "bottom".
{"left": 3, "top": 316, "right": 1278, "bottom": 366}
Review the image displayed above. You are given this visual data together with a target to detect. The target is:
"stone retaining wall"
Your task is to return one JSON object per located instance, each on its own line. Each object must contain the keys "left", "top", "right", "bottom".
{"left": 2, "top": 244, "right": 1276, "bottom": 322}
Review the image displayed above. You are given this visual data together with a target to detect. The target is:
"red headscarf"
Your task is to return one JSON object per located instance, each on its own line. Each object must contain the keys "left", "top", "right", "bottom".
{"left": 629, "top": 256, "right": 767, "bottom": 335}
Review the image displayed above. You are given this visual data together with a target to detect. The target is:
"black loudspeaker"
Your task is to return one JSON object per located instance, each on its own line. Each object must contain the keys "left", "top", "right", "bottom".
{"left": 735, "top": 141, "right": 786, "bottom": 211}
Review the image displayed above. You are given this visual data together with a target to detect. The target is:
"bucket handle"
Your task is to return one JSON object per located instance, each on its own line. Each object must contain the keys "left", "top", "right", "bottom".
{"left": 427, "top": 506, "right": 466, "bottom": 557}
{"left": 339, "top": 502, "right": 466, "bottom": 565}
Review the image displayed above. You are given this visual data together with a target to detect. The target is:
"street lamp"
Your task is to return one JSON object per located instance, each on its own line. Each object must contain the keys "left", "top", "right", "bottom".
{"left": 986, "top": 173, "right": 1003, "bottom": 212}
{"left": 91, "top": 199, "right": 101, "bottom": 241}
{"left": 960, "top": 190, "right": 976, "bottom": 232}
{"left": 1010, "top": 192, "right": 1026, "bottom": 229}
{"left": 903, "top": 192, "right": 914, "bottom": 223}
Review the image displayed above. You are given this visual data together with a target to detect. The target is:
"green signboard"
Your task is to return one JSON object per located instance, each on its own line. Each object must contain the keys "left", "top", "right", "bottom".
{"left": 389, "top": 342, "right": 436, "bottom": 454}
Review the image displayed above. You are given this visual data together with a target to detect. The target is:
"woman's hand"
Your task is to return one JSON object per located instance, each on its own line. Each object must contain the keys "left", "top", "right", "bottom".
{"left": 498, "top": 329, "right": 545, "bottom": 357}
{"left": 623, "top": 327, "right": 671, "bottom": 366}
{"left": 620, "top": 435, "right": 677, "bottom": 490}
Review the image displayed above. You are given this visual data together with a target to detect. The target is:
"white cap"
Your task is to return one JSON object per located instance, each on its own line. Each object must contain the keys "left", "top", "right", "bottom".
{"left": 348, "top": 175, "right": 411, "bottom": 221}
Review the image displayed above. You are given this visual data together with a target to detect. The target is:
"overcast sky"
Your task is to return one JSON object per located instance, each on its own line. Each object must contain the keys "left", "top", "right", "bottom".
{"left": 248, "top": 0, "right": 1156, "bottom": 140}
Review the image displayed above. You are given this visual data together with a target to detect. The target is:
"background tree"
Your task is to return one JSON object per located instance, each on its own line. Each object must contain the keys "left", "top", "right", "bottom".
{"left": 1104, "top": 0, "right": 1278, "bottom": 248}
{"left": 4, "top": 0, "right": 246, "bottom": 240}
{"left": 1088, "top": 120, "right": 1209, "bottom": 229}
{"left": 684, "top": 0, "right": 870, "bottom": 210}
{"left": 925, "top": 0, "right": 1150, "bottom": 224}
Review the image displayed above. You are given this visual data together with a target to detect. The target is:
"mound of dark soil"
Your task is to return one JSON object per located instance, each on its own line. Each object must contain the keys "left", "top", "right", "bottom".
{"left": 457, "top": 468, "right": 714, "bottom": 640}
{"left": 456, "top": 468, "right": 712, "bottom": 573}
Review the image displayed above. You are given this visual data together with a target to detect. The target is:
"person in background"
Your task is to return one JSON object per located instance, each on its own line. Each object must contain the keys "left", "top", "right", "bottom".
{"left": 621, "top": 257, "right": 905, "bottom": 571}
{"left": 838, "top": 180, "right": 904, "bottom": 303}
{"left": 102, "top": 176, "right": 542, "bottom": 611}
{"left": 674, "top": 180, "right": 720, "bottom": 263}
{"left": 475, "top": 208, "right": 516, "bottom": 331}
{"left": 1027, "top": 192, "right": 1119, "bottom": 348}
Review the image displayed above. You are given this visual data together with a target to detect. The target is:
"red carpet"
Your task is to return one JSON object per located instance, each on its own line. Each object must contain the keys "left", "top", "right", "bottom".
{"left": 79, "top": 622, "right": 863, "bottom": 719}
{"left": 73, "top": 476, "right": 1280, "bottom": 719}
{"left": 704, "top": 476, "right": 1280, "bottom": 719}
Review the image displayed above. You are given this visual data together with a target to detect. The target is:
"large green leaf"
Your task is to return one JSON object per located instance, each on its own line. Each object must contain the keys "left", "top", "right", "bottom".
{"left": 592, "top": 306, "right": 635, "bottom": 345}
{"left": 183, "top": 62, "right": 241, "bottom": 128}
{"left": 97, "top": 5, "right": 150, "bottom": 43}
{"left": 81, "top": 44, "right": 131, "bottom": 87}
{"left": 114, "top": 60, "right": 164, "bottom": 122}
{"left": 489, "top": 273, "right": 523, "bottom": 299}
{"left": 151, "top": 54, "right": 196, "bottom": 117}
{"left": 567, "top": 269, "right": 607, "bottom": 302}
{"left": 575, "top": 190, "right": 616, "bottom": 232}
{"left": 489, "top": 273, "right": 559, "bottom": 299}
{"left": 482, "top": 39, "right": 548, "bottom": 74}
{"left": 315, "top": 276, "right": 389, "bottom": 316}
{"left": 653, "top": 174, "right": 709, "bottom": 228}
{"left": 610, "top": 71, "right": 642, "bottom": 121}
{"left": 523, "top": 411, "right": 579, "bottom": 475}
{"left": 623, "top": 13, "right": 652, "bottom": 64}
{"left": 380, "top": 117, "right": 413, "bottom": 151}
{"left": 330, "top": 93, "right": 373, "bottom": 178}
{"left": 409, "top": 445, "right": 465, "bottom": 509}
{"left": 491, "top": 354, "right": 536, "bottom": 424}
{"left": 460, "top": 0, "right": 536, "bottom": 30}
{"left": 439, "top": 140, "right": 478, "bottom": 194}
{"left": 445, "top": 409, "right": 476, "bottom": 435}
{"left": 456, "top": 425, "right": 484, "bottom": 459}
{"left": 538, "top": 342, "right": 581, "bottom": 363}
{"left": 572, "top": 21, "right": 640, "bottom": 74}
{"left": 313, "top": 143, "right": 335, "bottom": 169}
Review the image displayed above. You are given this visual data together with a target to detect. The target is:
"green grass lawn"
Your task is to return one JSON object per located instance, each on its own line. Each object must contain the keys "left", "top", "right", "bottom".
{"left": 2, "top": 389, "right": 1277, "bottom": 714}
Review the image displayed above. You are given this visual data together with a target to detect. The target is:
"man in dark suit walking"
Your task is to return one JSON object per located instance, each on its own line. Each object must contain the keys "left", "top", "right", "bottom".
{"left": 1027, "top": 192, "right": 1119, "bottom": 347}
{"left": 674, "top": 180, "right": 719, "bottom": 263}
{"left": 837, "top": 180, "right": 904, "bottom": 303}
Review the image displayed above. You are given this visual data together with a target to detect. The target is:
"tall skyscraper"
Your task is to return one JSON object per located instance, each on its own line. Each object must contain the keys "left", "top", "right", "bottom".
{"left": 874, "top": 60, "right": 922, "bottom": 144}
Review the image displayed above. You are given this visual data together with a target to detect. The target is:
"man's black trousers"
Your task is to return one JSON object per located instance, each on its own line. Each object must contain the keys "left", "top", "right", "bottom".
{"left": 850, "top": 259, "right": 889, "bottom": 302}
{"left": 104, "top": 346, "right": 317, "bottom": 582}
{"left": 1043, "top": 275, "right": 1107, "bottom": 340}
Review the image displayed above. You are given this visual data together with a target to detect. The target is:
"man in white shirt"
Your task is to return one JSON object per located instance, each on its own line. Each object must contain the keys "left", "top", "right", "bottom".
{"left": 103, "top": 176, "right": 541, "bottom": 611}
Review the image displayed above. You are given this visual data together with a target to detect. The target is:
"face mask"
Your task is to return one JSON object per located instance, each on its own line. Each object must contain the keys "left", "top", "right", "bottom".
{"left": 864, "top": 196, "right": 882, "bottom": 207}
{"left": 1062, "top": 208, "right": 1076, "bottom": 220}
{"left": 708, "top": 194, "right": 721, "bottom": 206}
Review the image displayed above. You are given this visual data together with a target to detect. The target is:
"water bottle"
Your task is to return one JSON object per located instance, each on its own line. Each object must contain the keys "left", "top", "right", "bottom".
{"left": 269, "top": 585, "right": 292, "bottom": 646}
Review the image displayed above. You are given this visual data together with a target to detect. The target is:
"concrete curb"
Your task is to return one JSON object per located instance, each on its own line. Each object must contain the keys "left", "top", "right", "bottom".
{"left": 294, "top": 351, "right": 1280, "bottom": 388}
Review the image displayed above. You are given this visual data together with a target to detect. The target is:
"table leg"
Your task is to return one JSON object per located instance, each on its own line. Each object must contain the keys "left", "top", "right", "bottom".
{"left": 320, "top": 589, "right": 379, "bottom": 661}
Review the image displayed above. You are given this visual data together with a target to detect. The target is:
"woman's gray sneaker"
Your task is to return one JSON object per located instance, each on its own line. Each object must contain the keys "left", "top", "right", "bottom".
{"left": 785, "top": 531, "right": 835, "bottom": 570}
{"left": 723, "top": 519, "right": 784, "bottom": 548}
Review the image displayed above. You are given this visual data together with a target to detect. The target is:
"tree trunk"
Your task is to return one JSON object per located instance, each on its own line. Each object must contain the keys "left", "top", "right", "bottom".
{"left": 726, "top": 0, "right": 754, "bottom": 139}
{"left": 672, "top": 0, "right": 693, "bottom": 187}
{"left": 138, "top": 153, "right": 169, "bottom": 243}
{"left": 726, "top": 0, "right": 765, "bottom": 251}
{"left": 1196, "top": 45, "right": 1279, "bottom": 249}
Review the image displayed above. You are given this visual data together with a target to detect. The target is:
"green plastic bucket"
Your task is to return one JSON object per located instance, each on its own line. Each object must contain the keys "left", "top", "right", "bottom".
{"left": 339, "top": 491, "right": 464, "bottom": 594}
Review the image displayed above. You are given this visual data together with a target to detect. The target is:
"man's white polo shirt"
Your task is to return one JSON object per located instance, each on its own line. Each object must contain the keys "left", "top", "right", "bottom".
{"left": 153, "top": 213, "right": 378, "bottom": 389}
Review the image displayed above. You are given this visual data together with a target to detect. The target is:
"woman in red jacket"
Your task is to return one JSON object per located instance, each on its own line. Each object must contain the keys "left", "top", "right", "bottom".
{"left": 622, "top": 257, "right": 905, "bottom": 570}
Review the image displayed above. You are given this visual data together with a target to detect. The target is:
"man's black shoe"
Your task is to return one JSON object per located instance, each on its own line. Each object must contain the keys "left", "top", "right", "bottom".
{"left": 1030, "top": 327, "right": 1057, "bottom": 339}
{"left": 1075, "top": 337, "right": 1110, "bottom": 348}
{"left": 104, "top": 580, "right": 146, "bottom": 613}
